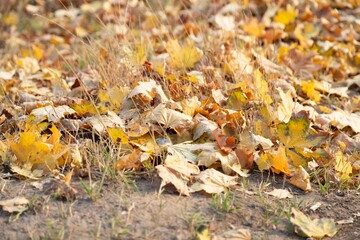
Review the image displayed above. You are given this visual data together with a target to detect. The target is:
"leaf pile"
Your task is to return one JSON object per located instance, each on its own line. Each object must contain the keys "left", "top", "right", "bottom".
{"left": 0, "top": 0, "right": 360, "bottom": 195}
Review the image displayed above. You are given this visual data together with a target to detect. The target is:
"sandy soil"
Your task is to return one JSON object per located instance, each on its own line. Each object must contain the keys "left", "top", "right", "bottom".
{"left": 0, "top": 172, "right": 359, "bottom": 240}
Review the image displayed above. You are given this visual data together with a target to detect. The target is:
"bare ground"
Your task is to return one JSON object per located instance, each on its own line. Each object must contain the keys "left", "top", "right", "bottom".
{"left": 0, "top": 172, "right": 359, "bottom": 240}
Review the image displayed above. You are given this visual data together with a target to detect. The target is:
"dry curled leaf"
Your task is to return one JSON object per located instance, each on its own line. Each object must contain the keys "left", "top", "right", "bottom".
{"left": 0, "top": 197, "right": 29, "bottom": 213}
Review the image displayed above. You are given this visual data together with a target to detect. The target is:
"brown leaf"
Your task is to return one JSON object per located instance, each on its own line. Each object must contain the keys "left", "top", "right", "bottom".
{"left": 235, "top": 149, "right": 254, "bottom": 169}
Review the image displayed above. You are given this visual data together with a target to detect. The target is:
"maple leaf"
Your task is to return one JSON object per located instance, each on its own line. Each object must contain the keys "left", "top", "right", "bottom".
{"left": 289, "top": 166, "right": 311, "bottom": 191}
{"left": 301, "top": 80, "right": 321, "bottom": 103}
{"left": 254, "top": 69, "right": 273, "bottom": 104}
{"left": 9, "top": 125, "right": 69, "bottom": 174}
{"left": 335, "top": 151, "right": 352, "bottom": 180}
{"left": 281, "top": 48, "right": 322, "bottom": 78}
{"left": 277, "top": 111, "right": 329, "bottom": 149}
{"left": 277, "top": 88, "right": 295, "bottom": 123}
{"left": 256, "top": 146, "right": 290, "bottom": 175}
{"left": 114, "top": 150, "right": 143, "bottom": 171}
{"left": 150, "top": 103, "right": 194, "bottom": 134}
{"left": 243, "top": 18, "right": 265, "bottom": 37}
{"left": 291, "top": 208, "right": 338, "bottom": 238}
{"left": 165, "top": 39, "right": 203, "bottom": 70}
{"left": 274, "top": 4, "right": 298, "bottom": 25}
{"left": 156, "top": 153, "right": 200, "bottom": 196}
{"left": 190, "top": 169, "right": 238, "bottom": 194}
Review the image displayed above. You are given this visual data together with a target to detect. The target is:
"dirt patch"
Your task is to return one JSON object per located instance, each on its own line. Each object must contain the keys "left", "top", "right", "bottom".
{"left": 0, "top": 172, "right": 359, "bottom": 239}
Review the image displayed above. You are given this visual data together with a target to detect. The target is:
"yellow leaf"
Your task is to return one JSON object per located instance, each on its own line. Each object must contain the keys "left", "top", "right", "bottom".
{"left": 301, "top": 80, "right": 321, "bottom": 103}
{"left": 254, "top": 69, "right": 273, "bottom": 104}
{"left": 4, "top": 12, "right": 18, "bottom": 25}
{"left": 286, "top": 148, "right": 308, "bottom": 167}
{"left": 226, "top": 90, "right": 249, "bottom": 110}
{"left": 290, "top": 208, "right": 337, "bottom": 238}
{"left": 107, "top": 127, "right": 129, "bottom": 144}
{"left": 196, "top": 227, "right": 211, "bottom": 240}
{"left": 130, "top": 134, "right": 159, "bottom": 155}
{"left": 254, "top": 105, "right": 276, "bottom": 139}
{"left": 271, "top": 146, "right": 290, "bottom": 175}
{"left": 9, "top": 127, "right": 69, "bottom": 174}
{"left": 335, "top": 151, "right": 352, "bottom": 180}
{"left": 31, "top": 45, "right": 43, "bottom": 61}
{"left": 277, "top": 111, "right": 328, "bottom": 148}
{"left": 257, "top": 146, "right": 290, "bottom": 175}
{"left": 99, "top": 86, "right": 129, "bottom": 112}
{"left": 256, "top": 152, "right": 272, "bottom": 171}
{"left": 70, "top": 102, "right": 99, "bottom": 116}
{"left": 243, "top": 18, "right": 265, "bottom": 37}
{"left": 124, "top": 44, "right": 147, "bottom": 66}
{"left": 166, "top": 39, "right": 203, "bottom": 69}
{"left": 274, "top": 4, "right": 298, "bottom": 25}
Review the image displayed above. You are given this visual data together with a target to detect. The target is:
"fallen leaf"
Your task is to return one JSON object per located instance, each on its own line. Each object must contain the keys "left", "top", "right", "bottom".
{"left": 256, "top": 146, "right": 290, "bottom": 175}
{"left": 274, "top": 4, "right": 298, "bottom": 25}
{"left": 196, "top": 226, "right": 211, "bottom": 240}
{"left": 277, "top": 111, "right": 329, "bottom": 148}
{"left": 290, "top": 208, "right": 338, "bottom": 238}
{"left": 310, "top": 202, "right": 322, "bottom": 211}
{"left": 190, "top": 169, "right": 238, "bottom": 194}
{"left": 265, "top": 188, "right": 293, "bottom": 199}
{"left": 243, "top": 18, "right": 265, "bottom": 37}
{"left": 235, "top": 149, "right": 254, "bottom": 170}
{"left": 193, "top": 114, "right": 218, "bottom": 140}
{"left": 335, "top": 151, "right": 352, "bottom": 180}
{"left": 198, "top": 150, "right": 249, "bottom": 177}
{"left": 166, "top": 39, "right": 203, "bottom": 69}
{"left": 114, "top": 150, "right": 143, "bottom": 171}
{"left": 337, "top": 218, "right": 354, "bottom": 225}
{"left": 212, "top": 129, "right": 236, "bottom": 153}
{"left": 318, "top": 111, "right": 360, "bottom": 133}
{"left": 289, "top": 166, "right": 311, "bottom": 191}
{"left": 277, "top": 88, "right": 295, "bottom": 123}
{"left": 164, "top": 154, "right": 200, "bottom": 178}
{"left": 0, "top": 197, "right": 29, "bottom": 213}
{"left": 214, "top": 228, "right": 251, "bottom": 240}
{"left": 150, "top": 103, "right": 194, "bottom": 134}
{"left": 125, "top": 80, "right": 169, "bottom": 108}
{"left": 301, "top": 80, "right": 321, "bottom": 103}
{"left": 156, "top": 165, "right": 190, "bottom": 196}
{"left": 30, "top": 105, "right": 75, "bottom": 122}
{"left": 9, "top": 125, "right": 70, "bottom": 173}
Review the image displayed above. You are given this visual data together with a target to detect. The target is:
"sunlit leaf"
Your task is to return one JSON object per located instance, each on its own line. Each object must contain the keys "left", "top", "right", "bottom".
{"left": 265, "top": 188, "right": 293, "bottom": 199}
{"left": 335, "top": 151, "right": 352, "bottom": 180}
{"left": 166, "top": 39, "right": 203, "bottom": 69}
{"left": 289, "top": 166, "right": 311, "bottom": 191}
{"left": 277, "top": 88, "right": 294, "bottom": 123}
{"left": 274, "top": 5, "right": 298, "bottom": 25}
{"left": 190, "top": 169, "right": 238, "bottom": 194}
{"left": 301, "top": 80, "right": 321, "bottom": 103}
{"left": 277, "top": 111, "right": 329, "bottom": 148}
{"left": 254, "top": 69, "right": 273, "bottom": 104}
{"left": 243, "top": 18, "right": 265, "bottom": 37}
